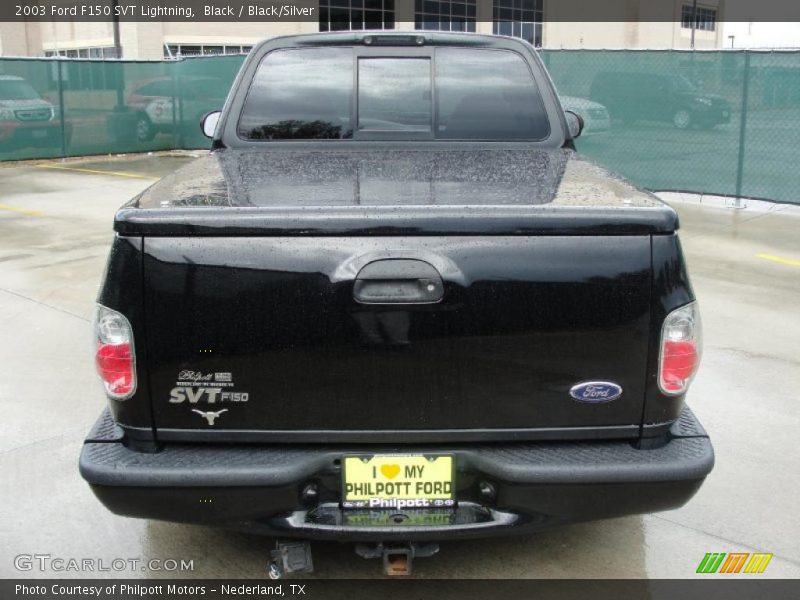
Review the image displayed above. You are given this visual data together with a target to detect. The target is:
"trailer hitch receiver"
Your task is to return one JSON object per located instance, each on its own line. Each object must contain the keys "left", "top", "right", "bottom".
{"left": 355, "top": 542, "right": 439, "bottom": 576}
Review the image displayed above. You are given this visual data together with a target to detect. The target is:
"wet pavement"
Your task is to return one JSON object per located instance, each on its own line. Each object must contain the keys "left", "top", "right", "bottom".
{"left": 1, "top": 154, "right": 799, "bottom": 579}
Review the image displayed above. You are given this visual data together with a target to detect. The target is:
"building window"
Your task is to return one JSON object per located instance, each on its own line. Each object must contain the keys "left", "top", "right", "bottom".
{"left": 319, "top": 0, "right": 396, "bottom": 32}
{"left": 493, "top": 0, "right": 543, "bottom": 47}
{"left": 43, "top": 49, "right": 122, "bottom": 91}
{"left": 415, "top": 1, "right": 477, "bottom": 33}
{"left": 164, "top": 44, "right": 253, "bottom": 58}
{"left": 45, "top": 47, "right": 116, "bottom": 59}
{"left": 681, "top": 4, "right": 717, "bottom": 32}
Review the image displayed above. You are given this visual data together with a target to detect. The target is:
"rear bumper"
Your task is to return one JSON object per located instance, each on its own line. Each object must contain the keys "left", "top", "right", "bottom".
{"left": 80, "top": 408, "right": 713, "bottom": 541}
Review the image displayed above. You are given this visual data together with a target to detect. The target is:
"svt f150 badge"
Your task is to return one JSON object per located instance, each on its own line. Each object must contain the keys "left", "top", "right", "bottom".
{"left": 569, "top": 381, "right": 623, "bottom": 403}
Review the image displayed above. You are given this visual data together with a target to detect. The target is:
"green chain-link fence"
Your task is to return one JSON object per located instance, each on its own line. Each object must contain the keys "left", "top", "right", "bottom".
{"left": 1, "top": 50, "right": 799, "bottom": 203}
{"left": 0, "top": 55, "right": 243, "bottom": 161}
{"left": 543, "top": 50, "right": 800, "bottom": 204}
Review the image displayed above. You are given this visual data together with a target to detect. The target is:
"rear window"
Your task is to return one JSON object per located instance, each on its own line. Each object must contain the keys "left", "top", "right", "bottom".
{"left": 435, "top": 48, "right": 549, "bottom": 140}
{"left": 358, "top": 58, "right": 432, "bottom": 132}
{"left": 237, "top": 47, "right": 550, "bottom": 141}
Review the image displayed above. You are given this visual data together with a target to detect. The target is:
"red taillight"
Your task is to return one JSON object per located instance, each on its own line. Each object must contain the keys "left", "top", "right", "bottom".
{"left": 660, "top": 340, "right": 699, "bottom": 393}
{"left": 94, "top": 305, "right": 136, "bottom": 399}
{"left": 658, "top": 302, "right": 702, "bottom": 396}
{"left": 95, "top": 342, "right": 135, "bottom": 397}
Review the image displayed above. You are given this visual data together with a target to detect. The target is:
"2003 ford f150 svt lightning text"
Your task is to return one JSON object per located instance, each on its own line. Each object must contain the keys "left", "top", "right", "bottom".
{"left": 80, "top": 32, "right": 713, "bottom": 575}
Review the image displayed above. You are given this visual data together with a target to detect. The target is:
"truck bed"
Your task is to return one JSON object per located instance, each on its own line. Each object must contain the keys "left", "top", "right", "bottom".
{"left": 115, "top": 148, "right": 676, "bottom": 236}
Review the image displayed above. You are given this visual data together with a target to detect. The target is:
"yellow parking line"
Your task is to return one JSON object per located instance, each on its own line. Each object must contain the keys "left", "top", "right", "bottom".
{"left": 757, "top": 253, "right": 800, "bottom": 268}
{"left": 35, "top": 164, "right": 160, "bottom": 180}
{"left": 0, "top": 203, "right": 45, "bottom": 217}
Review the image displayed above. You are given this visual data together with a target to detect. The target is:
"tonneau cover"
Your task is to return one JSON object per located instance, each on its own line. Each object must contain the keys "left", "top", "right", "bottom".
{"left": 115, "top": 148, "right": 678, "bottom": 236}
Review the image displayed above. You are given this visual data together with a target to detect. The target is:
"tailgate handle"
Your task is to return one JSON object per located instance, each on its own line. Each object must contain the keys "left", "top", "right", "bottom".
{"left": 353, "top": 259, "right": 444, "bottom": 304}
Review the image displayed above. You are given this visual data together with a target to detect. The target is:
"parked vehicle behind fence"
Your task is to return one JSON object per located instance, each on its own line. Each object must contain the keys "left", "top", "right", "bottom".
{"left": 0, "top": 75, "right": 70, "bottom": 150}
{"left": 126, "top": 76, "right": 226, "bottom": 142}
{"left": 590, "top": 70, "right": 731, "bottom": 129}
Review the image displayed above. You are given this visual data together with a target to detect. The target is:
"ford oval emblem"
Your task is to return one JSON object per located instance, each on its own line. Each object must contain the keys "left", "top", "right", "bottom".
{"left": 569, "top": 381, "right": 623, "bottom": 403}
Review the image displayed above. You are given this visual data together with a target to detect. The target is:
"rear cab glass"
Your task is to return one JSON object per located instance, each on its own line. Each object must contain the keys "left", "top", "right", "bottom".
{"left": 237, "top": 46, "right": 550, "bottom": 141}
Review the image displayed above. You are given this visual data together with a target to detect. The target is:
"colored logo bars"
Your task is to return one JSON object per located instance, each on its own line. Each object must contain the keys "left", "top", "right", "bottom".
{"left": 696, "top": 552, "right": 773, "bottom": 574}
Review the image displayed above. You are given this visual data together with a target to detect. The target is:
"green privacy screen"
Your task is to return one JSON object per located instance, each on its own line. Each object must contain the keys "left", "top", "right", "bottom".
{"left": 542, "top": 50, "right": 800, "bottom": 204}
{"left": 0, "top": 55, "right": 243, "bottom": 161}
{"left": 1, "top": 50, "right": 798, "bottom": 203}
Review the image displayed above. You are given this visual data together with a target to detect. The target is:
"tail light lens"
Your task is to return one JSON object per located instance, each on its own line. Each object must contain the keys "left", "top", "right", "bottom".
{"left": 658, "top": 301, "right": 702, "bottom": 395}
{"left": 93, "top": 304, "right": 136, "bottom": 399}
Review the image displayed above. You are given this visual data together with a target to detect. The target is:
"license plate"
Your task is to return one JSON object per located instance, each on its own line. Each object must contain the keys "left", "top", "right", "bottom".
{"left": 342, "top": 454, "right": 454, "bottom": 510}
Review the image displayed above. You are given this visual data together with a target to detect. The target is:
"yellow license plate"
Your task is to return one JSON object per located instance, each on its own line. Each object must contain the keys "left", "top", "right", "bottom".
{"left": 342, "top": 454, "right": 454, "bottom": 510}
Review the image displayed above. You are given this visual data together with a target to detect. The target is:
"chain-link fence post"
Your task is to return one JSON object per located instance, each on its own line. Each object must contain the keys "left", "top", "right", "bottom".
{"left": 56, "top": 59, "right": 66, "bottom": 159}
{"left": 171, "top": 64, "right": 179, "bottom": 149}
{"left": 177, "top": 66, "right": 185, "bottom": 149}
{"left": 734, "top": 51, "right": 751, "bottom": 208}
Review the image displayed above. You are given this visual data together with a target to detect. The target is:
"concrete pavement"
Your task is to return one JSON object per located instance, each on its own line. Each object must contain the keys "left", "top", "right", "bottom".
{"left": 1, "top": 154, "right": 798, "bottom": 579}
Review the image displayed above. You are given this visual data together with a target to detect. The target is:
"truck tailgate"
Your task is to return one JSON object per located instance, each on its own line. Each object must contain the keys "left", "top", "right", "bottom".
{"left": 143, "top": 234, "right": 651, "bottom": 441}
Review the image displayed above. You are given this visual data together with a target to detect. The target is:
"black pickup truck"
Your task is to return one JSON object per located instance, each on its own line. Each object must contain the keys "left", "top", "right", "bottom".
{"left": 80, "top": 32, "right": 712, "bottom": 575}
